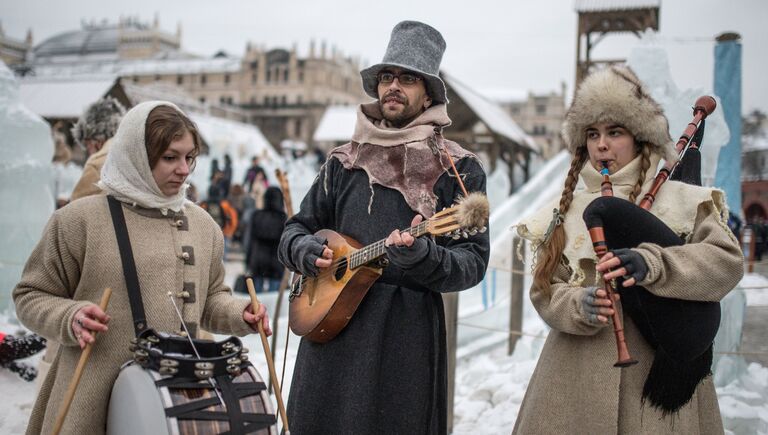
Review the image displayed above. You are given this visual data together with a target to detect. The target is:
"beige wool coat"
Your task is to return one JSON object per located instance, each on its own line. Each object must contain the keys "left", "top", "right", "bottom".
{"left": 514, "top": 156, "right": 744, "bottom": 434}
{"left": 70, "top": 139, "right": 111, "bottom": 201}
{"left": 13, "top": 194, "right": 252, "bottom": 435}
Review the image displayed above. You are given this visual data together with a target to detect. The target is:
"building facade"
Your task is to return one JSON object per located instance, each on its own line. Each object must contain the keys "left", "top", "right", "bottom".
{"left": 22, "top": 18, "right": 367, "bottom": 148}
{"left": 496, "top": 83, "right": 567, "bottom": 159}
{"left": 0, "top": 23, "right": 32, "bottom": 66}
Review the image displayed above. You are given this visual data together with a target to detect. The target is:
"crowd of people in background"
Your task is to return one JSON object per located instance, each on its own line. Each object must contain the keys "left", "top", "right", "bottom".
{"left": 193, "top": 153, "right": 287, "bottom": 292}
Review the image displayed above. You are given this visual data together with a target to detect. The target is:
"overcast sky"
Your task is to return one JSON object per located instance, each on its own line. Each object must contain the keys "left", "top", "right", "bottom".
{"left": 2, "top": 0, "right": 766, "bottom": 113}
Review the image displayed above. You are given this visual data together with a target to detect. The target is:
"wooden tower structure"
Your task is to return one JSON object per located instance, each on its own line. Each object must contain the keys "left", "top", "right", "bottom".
{"left": 575, "top": 0, "right": 661, "bottom": 88}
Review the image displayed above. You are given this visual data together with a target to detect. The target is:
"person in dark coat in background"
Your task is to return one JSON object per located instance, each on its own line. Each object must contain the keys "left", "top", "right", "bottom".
{"left": 246, "top": 187, "right": 286, "bottom": 293}
{"left": 243, "top": 156, "right": 266, "bottom": 192}
{"left": 222, "top": 153, "right": 233, "bottom": 198}
{"left": 278, "top": 21, "right": 489, "bottom": 435}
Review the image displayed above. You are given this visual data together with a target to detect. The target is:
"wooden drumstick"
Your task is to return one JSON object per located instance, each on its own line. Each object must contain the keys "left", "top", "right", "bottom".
{"left": 52, "top": 287, "right": 113, "bottom": 435}
{"left": 246, "top": 278, "right": 290, "bottom": 433}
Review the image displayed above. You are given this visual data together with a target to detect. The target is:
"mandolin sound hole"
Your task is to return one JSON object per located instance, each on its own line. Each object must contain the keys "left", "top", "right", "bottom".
{"left": 334, "top": 259, "right": 347, "bottom": 281}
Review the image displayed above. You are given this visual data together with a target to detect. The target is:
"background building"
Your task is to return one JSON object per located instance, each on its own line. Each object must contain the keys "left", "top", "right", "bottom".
{"left": 18, "top": 17, "right": 367, "bottom": 149}
{"left": 742, "top": 110, "right": 768, "bottom": 221}
{"left": 492, "top": 84, "right": 567, "bottom": 159}
{"left": 0, "top": 23, "right": 32, "bottom": 66}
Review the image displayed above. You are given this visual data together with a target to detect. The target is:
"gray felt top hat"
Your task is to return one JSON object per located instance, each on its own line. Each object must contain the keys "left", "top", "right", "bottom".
{"left": 360, "top": 20, "right": 448, "bottom": 104}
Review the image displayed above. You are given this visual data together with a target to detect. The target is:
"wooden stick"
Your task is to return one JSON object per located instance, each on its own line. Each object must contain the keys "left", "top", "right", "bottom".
{"left": 246, "top": 278, "right": 290, "bottom": 433}
{"left": 441, "top": 147, "right": 469, "bottom": 197}
{"left": 271, "top": 168, "right": 295, "bottom": 392}
{"left": 52, "top": 288, "right": 113, "bottom": 435}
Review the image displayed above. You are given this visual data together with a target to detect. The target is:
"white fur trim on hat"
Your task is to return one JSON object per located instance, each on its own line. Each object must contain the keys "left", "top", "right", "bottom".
{"left": 562, "top": 66, "right": 676, "bottom": 162}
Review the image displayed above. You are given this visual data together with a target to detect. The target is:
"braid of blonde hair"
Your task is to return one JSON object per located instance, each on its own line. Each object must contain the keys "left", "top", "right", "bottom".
{"left": 532, "top": 147, "right": 588, "bottom": 297}
{"left": 628, "top": 144, "right": 652, "bottom": 204}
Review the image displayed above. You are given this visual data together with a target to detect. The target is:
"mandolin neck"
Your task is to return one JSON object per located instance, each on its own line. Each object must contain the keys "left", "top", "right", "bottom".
{"left": 348, "top": 220, "right": 431, "bottom": 269}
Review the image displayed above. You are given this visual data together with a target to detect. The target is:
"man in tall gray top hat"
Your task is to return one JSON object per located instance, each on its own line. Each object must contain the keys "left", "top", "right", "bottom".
{"left": 279, "top": 21, "right": 489, "bottom": 434}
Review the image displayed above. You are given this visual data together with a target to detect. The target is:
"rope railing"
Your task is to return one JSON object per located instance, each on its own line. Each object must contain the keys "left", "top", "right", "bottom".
{"left": 457, "top": 322, "right": 768, "bottom": 357}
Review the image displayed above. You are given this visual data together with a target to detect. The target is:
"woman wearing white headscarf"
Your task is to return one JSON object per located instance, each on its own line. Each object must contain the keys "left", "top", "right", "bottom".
{"left": 13, "top": 101, "right": 271, "bottom": 434}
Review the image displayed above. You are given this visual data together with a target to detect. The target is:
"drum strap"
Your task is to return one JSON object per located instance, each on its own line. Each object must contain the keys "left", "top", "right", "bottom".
{"left": 160, "top": 375, "right": 276, "bottom": 432}
{"left": 107, "top": 195, "right": 149, "bottom": 336}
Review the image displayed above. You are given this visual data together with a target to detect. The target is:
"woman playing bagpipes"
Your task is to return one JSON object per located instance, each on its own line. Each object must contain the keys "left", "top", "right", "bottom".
{"left": 513, "top": 66, "right": 743, "bottom": 434}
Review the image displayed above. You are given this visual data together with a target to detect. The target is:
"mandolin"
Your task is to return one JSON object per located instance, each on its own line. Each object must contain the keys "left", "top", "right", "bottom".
{"left": 288, "top": 192, "right": 489, "bottom": 343}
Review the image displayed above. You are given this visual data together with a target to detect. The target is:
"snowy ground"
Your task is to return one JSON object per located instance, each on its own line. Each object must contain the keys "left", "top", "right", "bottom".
{"left": 1, "top": 265, "right": 766, "bottom": 434}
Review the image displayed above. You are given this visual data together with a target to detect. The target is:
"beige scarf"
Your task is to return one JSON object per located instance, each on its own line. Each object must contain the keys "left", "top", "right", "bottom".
{"left": 518, "top": 152, "right": 728, "bottom": 285}
{"left": 328, "top": 102, "right": 476, "bottom": 217}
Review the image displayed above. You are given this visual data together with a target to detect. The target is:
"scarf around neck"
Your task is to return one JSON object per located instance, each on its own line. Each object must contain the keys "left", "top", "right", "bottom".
{"left": 518, "top": 152, "right": 727, "bottom": 286}
{"left": 328, "top": 102, "right": 476, "bottom": 217}
{"left": 98, "top": 101, "right": 190, "bottom": 214}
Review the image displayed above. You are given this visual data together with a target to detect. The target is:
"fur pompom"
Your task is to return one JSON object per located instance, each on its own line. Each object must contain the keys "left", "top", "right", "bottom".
{"left": 456, "top": 192, "right": 489, "bottom": 229}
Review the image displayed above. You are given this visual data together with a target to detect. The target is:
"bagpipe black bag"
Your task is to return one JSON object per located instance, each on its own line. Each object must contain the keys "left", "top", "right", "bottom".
{"left": 583, "top": 196, "right": 720, "bottom": 414}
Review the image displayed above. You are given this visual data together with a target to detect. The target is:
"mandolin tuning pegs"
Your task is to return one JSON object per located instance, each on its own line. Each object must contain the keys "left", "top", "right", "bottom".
{"left": 452, "top": 233, "right": 461, "bottom": 240}
{"left": 479, "top": 226, "right": 487, "bottom": 233}
{"left": 469, "top": 228, "right": 478, "bottom": 236}
{"left": 461, "top": 231, "right": 469, "bottom": 238}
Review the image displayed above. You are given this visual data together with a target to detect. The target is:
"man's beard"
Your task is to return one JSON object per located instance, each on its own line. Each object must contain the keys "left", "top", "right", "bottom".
{"left": 378, "top": 93, "right": 423, "bottom": 128}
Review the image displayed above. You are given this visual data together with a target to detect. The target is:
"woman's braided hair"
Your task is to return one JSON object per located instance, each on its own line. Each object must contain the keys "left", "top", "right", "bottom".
{"left": 532, "top": 146, "right": 587, "bottom": 296}
{"left": 628, "top": 143, "right": 652, "bottom": 203}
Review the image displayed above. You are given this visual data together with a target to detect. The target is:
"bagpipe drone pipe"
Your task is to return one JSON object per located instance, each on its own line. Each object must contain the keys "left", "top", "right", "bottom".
{"left": 582, "top": 96, "right": 720, "bottom": 414}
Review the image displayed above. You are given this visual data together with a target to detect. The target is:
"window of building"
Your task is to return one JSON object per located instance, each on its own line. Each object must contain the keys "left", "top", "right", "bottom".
{"left": 177, "top": 75, "right": 183, "bottom": 85}
{"left": 281, "top": 96, "right": 287, "bottom": 106}
{"left": 225, "top": 74, "right": 231, "bottom": 85}
{"left": 252, "top": 73, "right": 257, "bottom": 84}
{"left": 264, "top": 96, "right": 270, "bottom": 106}
{"left": 299, "top": 71, "right": 304, "bottom": 83}
{"left": 536, "top": 104, "right": 546, "bottom": 115}
{"left": 201, "top": 74, "right": 207, "bottom": 86}
{"left": 199, "top": 96, "right": 206, "bottom": 104}
{"left": 133, "top": 76, "right": 139, "bottom": 83}
{"left": 283, "top": 69, "right": 289, "bottom": 82}
{"left": 266, "top": 69, "right": 272, "bottom": 83}
{"left": 297, "top": 95, "right": 303, "bottom": 105}
{"left": 155, "top": 75, "right": 161, "bottom": 82}
{"left": 295, "top": 118, "right": 302, "bottom": 137}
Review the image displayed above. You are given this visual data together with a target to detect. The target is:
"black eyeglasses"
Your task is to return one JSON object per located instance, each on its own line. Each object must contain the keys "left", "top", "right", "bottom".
{"left": 377, "top": 71, "right": 423, "bottom": 86}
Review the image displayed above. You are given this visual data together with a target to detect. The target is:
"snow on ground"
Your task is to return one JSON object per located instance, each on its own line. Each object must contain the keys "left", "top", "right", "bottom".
{"left": 2, "top": 267, "right": 766, "bottom": 434}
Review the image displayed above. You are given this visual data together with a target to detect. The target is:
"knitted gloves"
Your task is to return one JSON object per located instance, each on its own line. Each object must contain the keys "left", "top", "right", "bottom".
{"left": 386, "top": 237, "right": 430, "bottom": 269}
{"left": 291, "top": 234, "right": 327, "bottom": 277}
{"left": 612, "top": 248, "right": 648, "bottom": 284}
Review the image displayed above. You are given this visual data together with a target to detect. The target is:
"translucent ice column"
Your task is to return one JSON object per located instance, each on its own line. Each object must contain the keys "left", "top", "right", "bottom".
{"left": 0, "top": 61, "right": 54, "bottom": 313}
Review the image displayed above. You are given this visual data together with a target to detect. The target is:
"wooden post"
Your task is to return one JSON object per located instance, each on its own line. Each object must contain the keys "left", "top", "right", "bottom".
{"left": 508, "top": 236, "right": 525, "bottom": 355}
{"left": 443, "top": 291, "right": 459, "bottom": 434}
{"left": 743, "top": 225, "right": 755, "bottom": 273}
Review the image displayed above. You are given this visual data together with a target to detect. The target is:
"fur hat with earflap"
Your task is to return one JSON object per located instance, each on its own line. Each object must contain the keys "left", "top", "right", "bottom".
{"left": 71, "top": 96, "right": 126, "bottom": 148}
{"left": 562, "top": 66, "right": 677, "bottom": 163}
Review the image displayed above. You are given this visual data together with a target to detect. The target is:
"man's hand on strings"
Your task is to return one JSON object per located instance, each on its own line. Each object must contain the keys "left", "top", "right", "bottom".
{"left": 385, "top": 215, "right": 430, "bottom": 269}
{"left": 315, "top": 246, "right": 333, "bottom": 269}
{"left": 384, "top": 215, "right": 424, "bottom": 248}
{"left": 293, "top": 235, "right": 333, "bottom": 277}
